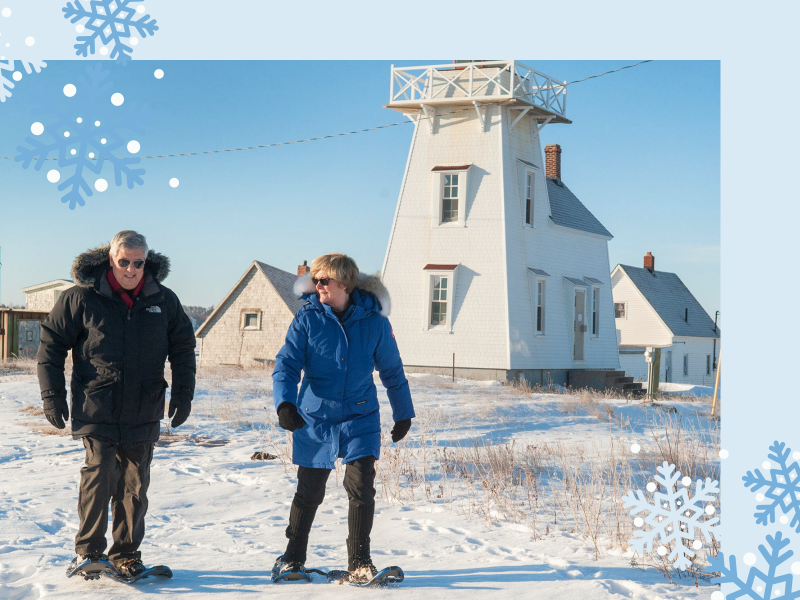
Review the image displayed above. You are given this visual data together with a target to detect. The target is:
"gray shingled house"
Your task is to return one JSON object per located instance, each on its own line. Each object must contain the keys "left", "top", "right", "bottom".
{"left": 611, "top": 253, "right": 720, "bottom": 386}
{"left": 195, "top": 260, "right": 308, "bottom": 367}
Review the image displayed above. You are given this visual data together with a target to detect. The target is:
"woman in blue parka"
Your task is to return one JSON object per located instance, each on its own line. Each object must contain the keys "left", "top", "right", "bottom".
{"left": 271, "top": 253, "right": 415, "bottom": 583}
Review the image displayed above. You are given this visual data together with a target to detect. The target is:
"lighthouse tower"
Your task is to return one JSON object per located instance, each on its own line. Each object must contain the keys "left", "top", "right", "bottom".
{"left": 381, "top": 61, "right": 620, "bottom": 385}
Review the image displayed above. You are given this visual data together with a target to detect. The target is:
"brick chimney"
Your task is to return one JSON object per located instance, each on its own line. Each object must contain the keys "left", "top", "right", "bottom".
{"left": 297, "top": 260, "right": 310, "bottom": 276}
{"left": 644, "top": 252, "right": 655, "bottom": 273}
{"left": 544, "top": 144, "right": 562, "bottom": 181}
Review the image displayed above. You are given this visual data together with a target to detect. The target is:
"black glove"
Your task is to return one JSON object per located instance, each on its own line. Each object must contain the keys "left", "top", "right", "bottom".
{"left": 168, "top": 395, "right": 192, "bottom": 428}
{"left": 42, "top": 392, "right": 69, "bottom": 429}
{"left": 391, "top": 418, "right": 412, "bottom": 443}
{"left": 277, "top": 402, "right": 307, "bottom": 432}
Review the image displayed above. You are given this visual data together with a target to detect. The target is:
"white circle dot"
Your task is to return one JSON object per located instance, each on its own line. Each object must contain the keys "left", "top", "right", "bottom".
{"left": 63, "top": 131, "right": 70, "bottom": 138}
{"left": 657, "top": 546, "right": 667, "bottom": 556}
{"left": 763, "top": 461, "right": 772, "bottom": 471}
{"left": 137, "top": 5, "right": 145, "bottom": 12}
{"left": 756, "top": 493, "right": 765, "bottom": 502}
{"left": 646, "top": 482, "right": 656, "bottom": 493}
{"left": 634, "top": 517, "right": 643, "bottom": 527}
{"left": 1, "top": 8, "right": 11, "bottom": 17}
{"left": 711, "top": 592, "right": 724, "bottom": 600}
{"left": 129, "top": 36, "right": 138, "bottom": 46}
{"left": 791, "top": 562, "right": 800, "bottom": 575}
{"left": 758, "top": 588, "right": 763, "bottom": 593}
{"left": 705, "top": 505, "right": 716, "bottom": 515}
{"left": 70, "top": 149, "right": 76, "bottom": 155}
{"left": 46, "top": 169, "right": 60, "bottom": 183}
{"left": 12, "top": 70, "right": 21, "bottom": 81}
{"left": 682, "top": 476, "right": 691, "bottom": 486}
{"left": 63, "top": 83, "right": 77, "bottom": 97}
{"left": 154, "top": 68, "right": 164, "bottom": 79}
{"left": 743, "top": 553, "right": 757, "bottom": 566}
{"left": 169, "top": 178, "right": 180, "bottom": 188}
{"left": 4, "top": 43, "right": 9, "bottom": 47}
{"left": 30, "top": 122, "right": 44, "bottom": 135}
{"left": 76, "top": 117, "right": 82, "bottom": 123}
{"left": 111, "top": 93, "right": 124, "bottom": 106}
{"left": 95, "top": 121, "right": 101, "bottom": 126}
{"left": 793, "top": 451, "right": 800, "bottom": 461}
{"left": 24, "top": 36, "right": 34, "bottom": 46}
{"left": 719, "top": 449, "right": 729, "bottom": 459}
{"left": 101, "top": 138, "right": 107, "bottom": 144}
{"left": 781, "top": 515, "right": 789, "bottom": 524}
{"left": 100, "top": 46, "right": 108, "bottom": 56}
{"left": 95, "top": 178, "right": 108, "bottom": 192}
{"left": 630, "top": 444, "right": 640, "bottom": 454}
{"left": 127, "top": 140, "right": 140, "bottom": 153}
{"left": 88, "top": 152, "right": 94, "bottom": 159}
{"left": 75, "top": 24, "right": 85, "bottom": 33}
{"left": 692, "top": 540, "right": 702, "bottom": 549}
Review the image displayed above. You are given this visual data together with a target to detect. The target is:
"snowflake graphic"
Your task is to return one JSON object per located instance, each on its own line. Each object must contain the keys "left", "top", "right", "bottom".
{"left": 707, "top": 531, "right": 800, "bottom": 600}
{"left": 1, "top": 59, "right": 47, "bottom": 102}
{"left": 63, "top": 0, "right": 158, "bottom": 64}
{"left": 743, "top": 441, "right": 800, "bottom": 533}
{"left": 14, "top": 62, "right": 150, "bottom": 209}
{"left": 622, "top": 462, "right": 721, "bottom": 570}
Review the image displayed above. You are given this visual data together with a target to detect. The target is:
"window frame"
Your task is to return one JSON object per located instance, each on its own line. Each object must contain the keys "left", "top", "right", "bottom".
{"left": 614, "top": 302, "right": 627, "bottom": 319}
{"left": 706, "top": 354, "right": 711, "bottom": 375}
{"left": 591, "top": 286, "right": 601, "bottom": 338}
{"left": 423, "top": 267, "right": 458, "bottom": 332}
{"left": 535, "top": 278, "right": 546, "bottom": 335}
{"left": 683, "top": 353, "right": 689, "bottom": 377}
{"left": 524, "top": 171, "right": 534, "bottom": 227}
{"left": 432, "top": 167, "right": 470, "bottom": 228}
{"left": 240, "top": 309, "right": 262, "bottom": 331}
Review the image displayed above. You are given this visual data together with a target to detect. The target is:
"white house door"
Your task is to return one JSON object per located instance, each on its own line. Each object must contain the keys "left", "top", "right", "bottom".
{"left": 574, "top": 289, "right": 586, "bottom": 361}
{"left": 665, "top": 350, "right": 672, "bottom": 382}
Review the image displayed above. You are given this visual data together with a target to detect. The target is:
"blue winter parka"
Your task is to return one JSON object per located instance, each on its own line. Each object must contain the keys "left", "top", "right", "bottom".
{"left": 272, "top": 275, "right": 415, "bottom": 469}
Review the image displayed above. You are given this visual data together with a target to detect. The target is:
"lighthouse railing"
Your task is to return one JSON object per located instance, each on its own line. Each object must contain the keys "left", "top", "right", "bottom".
{"left": 389, "top": 61, "right": 567, "bottom": 118}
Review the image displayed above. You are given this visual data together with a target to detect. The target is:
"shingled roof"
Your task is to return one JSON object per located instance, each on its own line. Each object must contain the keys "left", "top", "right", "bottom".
{"left": 618, "top": 264, "right": 720, "bottom": 339}
{"left": 255, "top": 261, "right": 306, "bottom": 314}
{"left": 546, "top": 179, "right": 613, "bottom": 238}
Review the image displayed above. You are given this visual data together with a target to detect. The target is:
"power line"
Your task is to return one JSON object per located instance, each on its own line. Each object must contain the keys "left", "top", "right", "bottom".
{"left": 1, "top": 60, "right": 652, "bottom": 161}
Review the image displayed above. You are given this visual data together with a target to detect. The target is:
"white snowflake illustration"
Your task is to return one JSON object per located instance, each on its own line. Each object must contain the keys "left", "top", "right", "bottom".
{"left": 743, "top": 441, "right": 800, "bottom": 533}
{"left": 622, "top": 461, "right": 721, "bottom": 570}
{"left": 708, "top": 531, "right": 800, "bottom": 600}
{"left": 1, "top": 59, "right": 47, "bottom": 102}
{"left": 14, "top": 62, "right": 150, "bottom": 209}
{"left": 63, "top": 0, "right": 158, "bottom": 64}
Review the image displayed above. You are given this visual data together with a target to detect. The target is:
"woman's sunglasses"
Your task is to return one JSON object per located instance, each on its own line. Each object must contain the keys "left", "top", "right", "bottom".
{"left": 312, "top": 277, "right": 335, "bottom": 286}
{"left": 118, "top": 259, "right": 145, "bottom": 269}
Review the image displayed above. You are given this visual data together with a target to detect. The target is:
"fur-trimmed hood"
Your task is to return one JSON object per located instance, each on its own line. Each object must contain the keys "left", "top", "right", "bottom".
{"left": 71, "top": 243, "right": 171, "bottom": 288}
{"left": 293, "top": 272, "right": 391, "bottom": 317}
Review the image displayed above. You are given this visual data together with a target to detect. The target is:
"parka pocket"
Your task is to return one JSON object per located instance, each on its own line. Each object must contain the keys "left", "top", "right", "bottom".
{"left": 137, "top": 379, "right": 168, "bottom": 423}
{"left": 79, "top": 378, "right": 117, "bottom": 423}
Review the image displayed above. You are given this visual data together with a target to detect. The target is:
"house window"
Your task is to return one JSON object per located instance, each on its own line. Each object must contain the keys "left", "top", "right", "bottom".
{"left": 706, "top": 354, "right": 711, "bottom": 375}
{"left": 241, "top": 310, "right": 261, "bottom": 331}
{"left": 536, "top": 280, "right": 546, "bottom": 334}
{"left": 442, "top": 174, "right": 459, "bottom": 223}
{"left": 430, "top": 276, "right": 448, "bottom": 326}
{"left": 614, "top": 302, "right": 626, "bottom": 319}
{"left": 591, "top": 287, "right": 600, "bottom": 337}
{"left": 683, "top": 354, "right": 689, "bottom": 377}
{"left": 525, "top": 173, "right": 533, "bottom": 226}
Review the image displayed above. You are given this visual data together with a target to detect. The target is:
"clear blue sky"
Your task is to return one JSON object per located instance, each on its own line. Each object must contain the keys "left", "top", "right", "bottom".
{"left": 0, "top": 60, "right": 719, "bottom": 318}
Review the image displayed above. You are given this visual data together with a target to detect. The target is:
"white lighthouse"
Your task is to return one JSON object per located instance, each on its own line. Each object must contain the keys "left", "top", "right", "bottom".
{"left": 381, "top": 61, "right": 622, "bottom": 387}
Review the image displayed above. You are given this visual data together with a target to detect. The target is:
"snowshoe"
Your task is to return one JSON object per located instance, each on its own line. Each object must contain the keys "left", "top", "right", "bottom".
{"left": 272, "top": 555, "right": 311, "bottom": 583}
{"left": 112, "top": 558, "right": 173, "bottom": 583}
{"left": 326, "top": 565, "right": 405, "bottom": 587}
{"left": 66, "top": 553, "right": 115, "bottom": 580}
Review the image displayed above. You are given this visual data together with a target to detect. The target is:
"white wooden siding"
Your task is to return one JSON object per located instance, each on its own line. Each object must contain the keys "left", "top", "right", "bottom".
{"left": 611, "top": 268, "right": 673, "bottom": 346}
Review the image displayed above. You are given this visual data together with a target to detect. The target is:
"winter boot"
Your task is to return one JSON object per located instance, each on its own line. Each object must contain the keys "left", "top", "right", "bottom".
{"left": 114, "top": 557, "right": 148, "bottom": 579}
{"left": 347, "top": 538, "right": 378, "bottom": 583}
{"left": 272, "top": 555, "right": 309, "bottom": 582}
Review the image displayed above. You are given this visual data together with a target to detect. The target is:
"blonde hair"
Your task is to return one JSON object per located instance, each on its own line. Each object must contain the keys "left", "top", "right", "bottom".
{"left": 310, "top": 253, "right": 359, "bottom": 293}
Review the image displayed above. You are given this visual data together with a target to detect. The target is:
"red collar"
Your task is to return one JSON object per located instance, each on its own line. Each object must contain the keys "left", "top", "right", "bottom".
{"left": 106, "top": 267, "right": 145, "bottom": 309}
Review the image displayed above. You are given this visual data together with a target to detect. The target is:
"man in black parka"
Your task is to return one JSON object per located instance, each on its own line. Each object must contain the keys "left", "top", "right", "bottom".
{"left": 37, "top": 230, "right": 196, "bottom": 578}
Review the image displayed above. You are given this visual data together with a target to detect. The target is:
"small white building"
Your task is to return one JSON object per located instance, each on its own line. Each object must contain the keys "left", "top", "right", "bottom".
{"left": 611, "top": 253, "right": 720, "bottom": 386}
{"left": 22, "top": 279, "right": 74, "bottom": 312}
{"left": 381, "top": 61, "right": 621, "bottom": 387}
{"left": 195, "top": 261, "right": 308, "bottom": 367}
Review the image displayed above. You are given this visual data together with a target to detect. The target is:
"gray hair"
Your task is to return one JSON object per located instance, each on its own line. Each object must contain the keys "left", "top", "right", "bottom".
{"left": 110, "top": 230, "right": 149, "bottom": 257}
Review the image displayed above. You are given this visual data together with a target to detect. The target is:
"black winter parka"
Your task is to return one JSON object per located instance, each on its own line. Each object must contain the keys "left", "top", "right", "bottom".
{"left": 37, "top": 244, "right": 196, "bottom": 447}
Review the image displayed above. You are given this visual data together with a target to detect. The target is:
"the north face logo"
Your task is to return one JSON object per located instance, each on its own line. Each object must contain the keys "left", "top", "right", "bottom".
{"left": 146, "top": 306, "right": 161, "bottom": 313}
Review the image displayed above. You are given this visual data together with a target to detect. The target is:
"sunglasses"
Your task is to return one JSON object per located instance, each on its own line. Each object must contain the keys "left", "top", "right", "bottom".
{"left": 312, "top": 277, "right": 335, "bottom": 286}
{"left": 117, "top": 259, "right": 145, "bottom": 269}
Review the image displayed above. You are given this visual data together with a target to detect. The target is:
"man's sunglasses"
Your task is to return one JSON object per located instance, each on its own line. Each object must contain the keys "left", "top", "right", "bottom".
{"left": 118, "top": 259, "right": 145, "bottom": 269}
{"left": 312, "top": 277, "right": 335, "bottom": 286}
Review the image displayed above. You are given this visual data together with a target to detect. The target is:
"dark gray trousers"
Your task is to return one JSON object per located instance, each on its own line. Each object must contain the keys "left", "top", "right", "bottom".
{"left": 75, "top": 436, "right": 155, "bottom": 561}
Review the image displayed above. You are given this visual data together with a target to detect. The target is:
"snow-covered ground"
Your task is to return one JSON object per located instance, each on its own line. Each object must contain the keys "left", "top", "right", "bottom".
{"left": 0, "top": 365, "right": 720, "bottom": 599}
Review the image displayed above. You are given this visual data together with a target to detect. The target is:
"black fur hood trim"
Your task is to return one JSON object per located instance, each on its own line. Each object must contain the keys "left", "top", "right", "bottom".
{"left": 71, "top": 243, "right": 170, "bottom": 288}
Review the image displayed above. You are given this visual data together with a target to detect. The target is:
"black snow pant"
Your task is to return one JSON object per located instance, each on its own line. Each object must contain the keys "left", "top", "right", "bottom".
{"left": 284, "top": 455, "right": 376, "bottom": 569}
{"left": 74, "top": 436, "right": 155, "bottom": 562}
